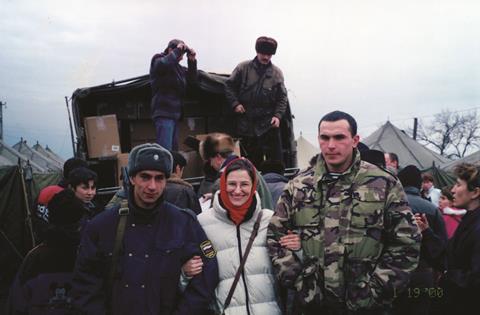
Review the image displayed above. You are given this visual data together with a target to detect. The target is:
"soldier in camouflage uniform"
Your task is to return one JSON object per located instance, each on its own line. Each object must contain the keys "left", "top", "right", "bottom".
{"left": 267, "top": 111, "right": 421, "bottom": 314}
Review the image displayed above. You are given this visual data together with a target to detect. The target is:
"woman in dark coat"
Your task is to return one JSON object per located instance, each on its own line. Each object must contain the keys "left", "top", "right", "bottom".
{"left": 441, "top": 163, "right": 480, "bottom": 314}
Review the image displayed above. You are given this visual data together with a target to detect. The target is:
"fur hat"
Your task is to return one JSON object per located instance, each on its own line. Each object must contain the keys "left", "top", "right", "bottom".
{"left": 128, "top": 143, "right": 173, "bottom": 177}
{"left": 398, "top": 165, "right": 422, "bottom": 189}
{"left": 199, "top": 133, "right": 235, "bottom": 161}
{"left": 255, "top": 36, "right": 277, "bottom": 55}
{"left": 48, "top": 189, "right": 85, "bottom": 226}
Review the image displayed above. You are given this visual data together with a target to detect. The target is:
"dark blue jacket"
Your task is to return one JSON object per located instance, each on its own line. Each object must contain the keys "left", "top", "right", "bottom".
{"left": 149, "top": 48, "right": 197, "bottom": 120}
{"left": 72, "top": 196, "right": 218, "bottom": 315}
{"left": 7, "top": 229, "right": 79, "bottom": 315}
{"left": 262, "top": 172, "right": 288, "bottom": 207}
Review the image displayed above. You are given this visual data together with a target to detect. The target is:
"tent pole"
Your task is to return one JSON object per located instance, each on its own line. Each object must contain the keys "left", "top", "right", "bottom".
{"left": 65, "top": 96, "right": 76, "bottom": 156}
{"left": 18, "top": 162, "right": 36, "bottom": 248}
{"left": 0, "top": 228, "right": 24, "bottom": 261}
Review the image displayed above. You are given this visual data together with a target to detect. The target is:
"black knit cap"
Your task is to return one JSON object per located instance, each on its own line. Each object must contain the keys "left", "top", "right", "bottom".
{"left": 360, "top": 149, "right": 386, "bottom": 168}
{"left": 128, "top": 143, "right": 173, "bottom": 177}
{"left": 255, "top": 36, "right": 277, "bottom": 55}
{"left": 48, "top": 189, "right": 85, "bottom": 226}
{"left": 398, "top": 165, "right": 422, "bottom": 189}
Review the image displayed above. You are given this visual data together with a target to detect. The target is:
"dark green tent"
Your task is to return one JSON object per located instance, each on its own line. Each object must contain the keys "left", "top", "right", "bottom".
{"left": 0, "top": 165, "right": 61, "bottom": 309}
{"left": 421, "top": 165, "right": 456, "bottom": 190}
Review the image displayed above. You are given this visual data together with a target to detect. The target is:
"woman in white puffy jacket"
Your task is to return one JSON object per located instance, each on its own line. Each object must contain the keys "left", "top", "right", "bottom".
{"left": 197, "top": 157, "right": 282, "bottom": 315}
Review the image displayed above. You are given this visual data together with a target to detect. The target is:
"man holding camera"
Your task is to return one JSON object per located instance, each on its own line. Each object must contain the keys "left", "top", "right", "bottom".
{"left": 225, "top": 36, "right": 288, "bottom": 167}
{"left": 149, "top": 39, "right": 197, "bottom": 150}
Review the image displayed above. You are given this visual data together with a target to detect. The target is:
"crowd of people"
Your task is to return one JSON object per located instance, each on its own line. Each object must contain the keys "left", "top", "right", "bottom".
{"left": 4, "top": 35, "right": 480, "bottom": 315}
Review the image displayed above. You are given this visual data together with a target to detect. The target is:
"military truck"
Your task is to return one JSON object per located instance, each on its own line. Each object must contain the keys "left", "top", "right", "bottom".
{"left": 70, "top": 70, "right": 297, "bottom": 194}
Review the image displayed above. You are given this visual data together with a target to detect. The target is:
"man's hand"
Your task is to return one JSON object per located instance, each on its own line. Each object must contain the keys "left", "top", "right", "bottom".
{"left": 279, "top": 230, "right": 301, "bottom": 251}
{"left": 176, "top": 42, "right": 187, "bottom": 52}
{"left": 271, "top": 116, "right": 280, "bottom": 128}
{"left": 187, "top": 47, "right": 196, "bottom": 61}
{"left": 415, "top": 213, "right": 429, "bottom": 232}
{"left": 182, "top": 255, "right": 203, "bottom": 277}
{"left": 234, "top": 104, "right": 246, "bottom": 114}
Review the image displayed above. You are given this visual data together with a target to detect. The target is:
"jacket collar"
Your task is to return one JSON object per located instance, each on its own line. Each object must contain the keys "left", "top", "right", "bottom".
{"left": 404, "top": 186, "right": 421, "bottom": 195}
{"left": 167, "top": 176, "right": 193, "bottom": 188}
{"left": 315, "top": 148, "right": 361, "bottom": 184}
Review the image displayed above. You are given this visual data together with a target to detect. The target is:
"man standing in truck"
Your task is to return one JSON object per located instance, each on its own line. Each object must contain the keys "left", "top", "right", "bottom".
{"left": 149, "top": 39, "right": 197, "bottom": 150}
{"left": 225, "top": 36, "right": 288, "bottom": 167}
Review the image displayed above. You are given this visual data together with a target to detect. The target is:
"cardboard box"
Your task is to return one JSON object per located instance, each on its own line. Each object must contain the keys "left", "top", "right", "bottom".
{"left": 84, "top": 114, "right": 121, "bottom": 158}
{"left": 116, "top": 153, "right": 129, "bottom": 185}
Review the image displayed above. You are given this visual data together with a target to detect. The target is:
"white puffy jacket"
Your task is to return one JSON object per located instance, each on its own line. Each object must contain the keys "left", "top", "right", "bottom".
{"left": 197, "top": 192, "right": 281, "bottom": 315}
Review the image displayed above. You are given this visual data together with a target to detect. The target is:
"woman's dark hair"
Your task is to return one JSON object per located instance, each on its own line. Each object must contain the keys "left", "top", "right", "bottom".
{"left": 68, "top": 167, "right": 98, "bottom": 189}
{"left": 454, "top": 163, "right": 480, "bottom": 192}
{"left": 441, "top": 186, "right": 454, "bottom": 201}
{"left": 224, "top": 158, "right": 256, "bottom": 183}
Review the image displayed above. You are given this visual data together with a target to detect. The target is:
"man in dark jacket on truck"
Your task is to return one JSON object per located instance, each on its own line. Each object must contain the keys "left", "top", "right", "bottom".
{"left": 149, "top": 39, "right": 197, "bottom": 150}
{"left": 225, "top": 36, "right": 288, "bottom": 167}
{"left": 72, "top": 143, "right": 218, "bottom": 314}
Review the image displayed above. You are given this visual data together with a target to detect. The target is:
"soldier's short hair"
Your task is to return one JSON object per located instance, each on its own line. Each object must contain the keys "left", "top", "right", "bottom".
{"left": 318, "top": 111, "right": 358, "bottom": 136}
{"left": 170, "top": 151, "right": 187, "bottom": 170}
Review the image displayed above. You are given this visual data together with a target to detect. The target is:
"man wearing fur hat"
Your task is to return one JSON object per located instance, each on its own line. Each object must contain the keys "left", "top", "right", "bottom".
{"left": 225, "top": 36, "right": 288, "bottom": 167}
{"left": 150, "top": 39, "right": 197, "bottom": 150}
{"left": 198, "top": 132, "right": 274, "bottom": 210}
{"left": 72, "top": 143, "right": 218, "bottom": 314}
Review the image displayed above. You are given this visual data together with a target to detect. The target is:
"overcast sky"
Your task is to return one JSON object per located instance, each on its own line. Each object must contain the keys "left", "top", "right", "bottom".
{"left": 1, "top": 0, "right": 480, "bottom": 158}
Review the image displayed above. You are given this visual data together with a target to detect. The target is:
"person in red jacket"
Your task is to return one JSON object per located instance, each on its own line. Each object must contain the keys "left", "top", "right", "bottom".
{"left": 439, "top": 187, "right": 466, "bottom": 239}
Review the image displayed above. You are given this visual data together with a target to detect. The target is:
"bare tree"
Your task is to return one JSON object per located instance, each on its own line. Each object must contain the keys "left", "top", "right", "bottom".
{"left": 412, "top": 110, "right": 480, "bottom": 158}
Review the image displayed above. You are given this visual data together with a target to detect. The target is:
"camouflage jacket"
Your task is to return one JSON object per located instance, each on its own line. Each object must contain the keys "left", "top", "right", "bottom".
{"left": 267, "top": 151, "right": 421, "bottom": 311}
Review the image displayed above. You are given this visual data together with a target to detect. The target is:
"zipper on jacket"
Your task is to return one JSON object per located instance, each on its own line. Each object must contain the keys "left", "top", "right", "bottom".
{"left": 236, "top": 225, "right": 251, "bottom": 315}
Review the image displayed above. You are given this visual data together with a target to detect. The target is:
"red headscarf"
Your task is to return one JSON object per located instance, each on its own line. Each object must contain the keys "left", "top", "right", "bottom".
{"left": 219, "top": 158, "right": 257, "bottom": 225}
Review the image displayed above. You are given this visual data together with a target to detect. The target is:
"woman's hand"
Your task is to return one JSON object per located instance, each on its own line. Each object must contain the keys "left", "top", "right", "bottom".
{"left": 415, "top": 213, "right": 430, "bottom": 232}
{"left": 182, "top": 255, "right": 203, "bottom": 277}
{"left": 279, "top": 230, "right": 301, "bottom": 251}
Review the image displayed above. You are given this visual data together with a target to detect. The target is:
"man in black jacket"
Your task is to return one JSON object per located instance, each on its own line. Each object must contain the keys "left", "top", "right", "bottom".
{"left": 163, "top": 151, "right": 201, "bottom": 214}
{"left": 149, "top": 39, "right": 197, "bottom": 150}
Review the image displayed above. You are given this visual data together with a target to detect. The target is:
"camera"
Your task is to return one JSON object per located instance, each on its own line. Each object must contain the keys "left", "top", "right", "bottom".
{"left": 184, "top": 47, "right": 193, "bottom": 55}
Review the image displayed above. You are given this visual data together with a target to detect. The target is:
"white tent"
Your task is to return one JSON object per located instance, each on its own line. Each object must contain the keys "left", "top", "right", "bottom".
{"left": 33, "top": 142, "right": 65, "bottom": 166}
{"left": 13, "top": 139, "right": 62, "bottom": 172}
{"left": 0, "top": 139, "right": 47, "bottom": 173}
{"left": 363, "top": 121, "right": 451, "bottom": 169}
{"left": 296, "top": 134, "right": 318, "bottom": 169}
